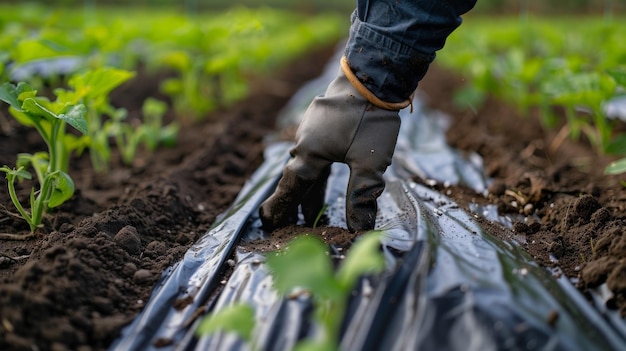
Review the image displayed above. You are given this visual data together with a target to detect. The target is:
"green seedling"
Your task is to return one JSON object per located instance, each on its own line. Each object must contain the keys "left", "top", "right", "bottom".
{"left": 439, "top": 17, "right": 626, "bottom": 176}
{"left": 140, "top": 97, "right": 178, "bottom": 151}
{"left": 55, "top": 67, "right": 135, "bottom": 172}
{"left": 159, "top": 51, "right": 218, "bottom": 121}
{"left": 602, "top": 68, "right": 626, "bottom": 175}
{"left": 542, "top": 71, "right": 617, "bottom": 153}
{"left": 104, "top": 108, "right": 140, "bottom": 166}
{"left": 105, "top": 97, "right": 178, "bottom": 166}
{"left": 196, "top": 231, "right": 384, "bottom": 350}
{"left": 270, "top": 231, "right": 385, "bottom": 350}
{"left": 312, "top": 203, "right": 329, "bottom": 229}
{"left": 0, "top": 82, "right": 87, "bottom": 232}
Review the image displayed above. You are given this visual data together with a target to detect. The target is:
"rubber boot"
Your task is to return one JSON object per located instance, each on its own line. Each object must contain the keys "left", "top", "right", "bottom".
{"left": 260, "top": 68, "right": 401, "bottom": 232}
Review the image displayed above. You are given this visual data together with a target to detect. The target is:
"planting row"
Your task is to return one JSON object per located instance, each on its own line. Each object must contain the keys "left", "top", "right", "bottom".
{"left": 437, "top": 16, "right": 626, "bottom": 174}
{"left": 0, "top": 4, "right": 344, "bottom": 232}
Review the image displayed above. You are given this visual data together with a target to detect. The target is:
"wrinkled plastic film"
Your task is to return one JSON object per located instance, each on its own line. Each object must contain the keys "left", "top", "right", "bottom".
{"left": 111, "top": 48, "right": 626, "bottom": 351}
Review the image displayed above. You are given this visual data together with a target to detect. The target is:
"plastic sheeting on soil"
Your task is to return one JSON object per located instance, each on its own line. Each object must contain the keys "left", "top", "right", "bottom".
{"left": 111, "top": 49, "right": 626, "bottom": 351}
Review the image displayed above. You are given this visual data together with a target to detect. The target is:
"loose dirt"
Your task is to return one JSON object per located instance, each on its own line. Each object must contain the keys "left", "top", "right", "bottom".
{"left": 1, "top": 45, "right": 625, "bottom": 350}
{"left": 419, "top": 64, "right": 626, "bottom": 316}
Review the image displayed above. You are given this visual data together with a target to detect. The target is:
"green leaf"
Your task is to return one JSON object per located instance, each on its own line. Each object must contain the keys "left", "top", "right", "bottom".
{"left": 266, "top": 235, "right": 341, "bottom": 299}
{"left": 0, "top": 166, "right": 32, "bottom": 180}
{"left": 0, "top": 82, "right": 35, "bottom": 109}
{"left": 48, "top": 171, "right": 74, "bottom": 208}
{"left": 21, "top": 98, "right": 88, "bottom": 135}
{"left": 142, "top": 97, "right": 167, "bottom": 119}
{"left": 12, "top": 39, "right": 63, "bottom": 63}
{"left": 8, "top": 107, "right": 38, "bottom": 127}
{"left": 0, "top": 82, "right": 19, "bottom": 108}
{"left": 453, "top": 85, "right": 486, "bottom": 109}
{"left": 69, "top": 67, "right": 135, "bottom": 100}
{"left": 607, "top": 67, "right": 626, "bottom": 88}
{"left": 605, "top": 158, "right": 626, "bottom": 175}
{"left": 294, "top": 340, "right": 337, "bottom": 351}
{"left": 196, "top": 304, "right": 255, "bottom": 341}
{"left": 542, "top": 72, "right": 616, "bottom": 107}
{"left": 158, "top": 51, "right": 191, "bottom": 72}
{"left": 605, "top": 134, "right": 626, "bottom": 155}
{"left": 160, "top": 78, "right": 183, "bottom": 95}
{"left": 336, "top": 231, "right": 384, "bottom": 290}
{"left": 17, "top": 87, "right": 38, "bottom": 102}
{"left": 58, "top": 104, "right": 88, "bottom": 135}
{"left": 158, "top": 124, "right": 179, "bottom": 147}
{"left": 21, "top": 97, "right": 58, "bottom": 121}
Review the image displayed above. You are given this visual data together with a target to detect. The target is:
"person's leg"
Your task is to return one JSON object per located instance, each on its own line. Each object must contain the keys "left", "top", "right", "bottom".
{"left": 260, "top": 0, "right": 477, "bottom": 232}
{"left": 346, "top": 0, "right": 478, "bottom": 102}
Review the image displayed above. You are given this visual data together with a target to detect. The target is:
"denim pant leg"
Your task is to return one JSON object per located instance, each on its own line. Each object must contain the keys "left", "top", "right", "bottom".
{"left": 345, "top": 0, "right": 477, "bottom": 103}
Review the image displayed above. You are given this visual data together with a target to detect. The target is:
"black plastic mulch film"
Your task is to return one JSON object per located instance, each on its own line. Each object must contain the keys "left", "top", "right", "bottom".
{"left": 111, "top": 48, "right": 626, "bottom": 351}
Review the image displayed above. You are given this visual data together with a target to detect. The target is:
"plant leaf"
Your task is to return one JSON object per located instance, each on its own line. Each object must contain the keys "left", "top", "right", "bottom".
{"left": 0, "top": 82, "right": 34, "bottom": 109}
{"left": 158, "top": 124, "right": 179, "bottom": 147}
{"left": 605, "top": 158, "right": 626, "bottom": 175}
{"left": 542, "top": 72, "right": 616, "bottom": 107}
{"left": 0, "top": 82, "right": 38, "bottom": 110}
{"left": 21, "top": 97, "right": 58, "bottom": 121}
{"left": 0, "top": 166, "right": 32, "bottom": 180}
{"left": 605, "top": 134, "right": 626, "bottom": 155}
{"left": 294, "top": 340, "right": 336, "bottom": 351}
{"left": 58, "top": 104, "right": 88, "bottom": 135}
{"left": 266, "top": 235, "right": 341, "bottom": 299}
{"left": 48, "top": 171, "right": 74, "bottom": 208}
{"left": 607, "top": 67, "right": 626, "bottom": 88}
{"left": 336, "top": 231, "right": 384, "bottom": 290}
{"left": 195, "top": 304, "right": 255, "bottom": 341}
{"left": 0, "top": 82, "right": 19, "bottom": 108}
{"left": 69, "top": 67, "right": 135, "bottom": 100}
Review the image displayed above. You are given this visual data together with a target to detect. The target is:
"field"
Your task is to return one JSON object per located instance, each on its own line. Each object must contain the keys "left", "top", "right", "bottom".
{"left": 1, "top": 5, "right": 626, "bottom": 351}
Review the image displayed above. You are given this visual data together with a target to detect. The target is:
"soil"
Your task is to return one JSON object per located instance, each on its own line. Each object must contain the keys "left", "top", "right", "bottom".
{"left": 1, "top": 44, "right": 625, "bottom": 350}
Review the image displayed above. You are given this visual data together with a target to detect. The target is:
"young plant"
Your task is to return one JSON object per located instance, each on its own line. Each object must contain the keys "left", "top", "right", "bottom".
{"left": 312, "top": 203, "right": 329, "bottom": 229}
{"left": 541, "top": 70, "right": 617, "bottom": 153}
{"left": 603, "top": 68, "right": 626, "bottom": 175}
{"left": 140, "top": 97, "right": 178, "bottom": 151}
{"left": 103, "top": 108, "right": 140, "bottom": 166}
{"left": 158, "top": 51, "right": 217, "bottom": 121}
{"left": 267, "top": 231, "right": 384, "bottom": 351}
{"left": 0, "top": 82, "right": 87, "bottom": 232}
{"left": 104, "top": 97, "right": 178, "bottom": 165}
{"left": 196, "top": 231, "right": 385, "bottom": 351}
{"left": 55, "top": 67, "right": 135, "bottom": 172}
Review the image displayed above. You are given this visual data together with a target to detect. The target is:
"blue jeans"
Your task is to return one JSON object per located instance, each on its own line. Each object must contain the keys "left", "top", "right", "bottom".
{"left": 345, "top": 0, "right": 477, "bottom": 103}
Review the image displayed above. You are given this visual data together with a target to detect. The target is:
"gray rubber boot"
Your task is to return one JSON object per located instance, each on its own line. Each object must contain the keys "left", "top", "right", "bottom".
{"left": 260, "top": 68, "right": 401, "bottom": 232}
{"left": 301, "top": 164, "right": 331, "bottom": 227}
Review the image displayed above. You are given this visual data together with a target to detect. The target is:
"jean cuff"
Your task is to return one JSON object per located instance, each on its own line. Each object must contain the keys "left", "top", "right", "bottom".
{"left": 344, "top": 14, "right": 434, "bottom": 103}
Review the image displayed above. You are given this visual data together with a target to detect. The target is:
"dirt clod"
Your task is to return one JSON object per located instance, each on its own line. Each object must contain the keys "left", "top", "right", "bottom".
{"left": 113, "top": 225, "right": 142, "bottom": 255}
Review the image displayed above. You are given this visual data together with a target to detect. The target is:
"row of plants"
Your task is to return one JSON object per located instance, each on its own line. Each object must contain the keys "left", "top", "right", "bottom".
{"left": 437, "top": 15, "right": 626, "bottom": 174}
{"left": 0, "top": 4, "right": 345, "bottom": 233}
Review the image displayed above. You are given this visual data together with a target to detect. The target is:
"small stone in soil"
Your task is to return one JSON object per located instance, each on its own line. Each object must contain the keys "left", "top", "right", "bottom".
{"left": 133, "top": 269, "right": 153, "bottom": 284}
{"left": 113, "top": 225, "right": 142, "bottom": 255}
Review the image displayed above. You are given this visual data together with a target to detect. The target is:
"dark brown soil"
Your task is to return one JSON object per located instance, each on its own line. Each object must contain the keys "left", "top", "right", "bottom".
{"left": 1, "top": 45, "right": 625, "bottom": 350}
{"left": 419, "top": 64, "right": 626, "bottom": 316}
